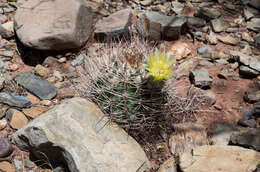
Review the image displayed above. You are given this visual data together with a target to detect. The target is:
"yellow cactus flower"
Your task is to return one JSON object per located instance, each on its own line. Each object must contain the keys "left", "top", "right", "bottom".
{"left": 145, "top": 49, "right": 175, "bottom": 82}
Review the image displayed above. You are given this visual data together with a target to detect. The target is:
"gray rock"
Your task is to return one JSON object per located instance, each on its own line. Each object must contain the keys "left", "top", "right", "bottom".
{"left": 239, "top": 65, "right": 259, "bottom": 76}
{"left": 95, "top": 9, "right": 132, "bottom": 39}
{"left": 254, "top": 33, "right": 260, "bottom": 49}
{"left": 195, "top": 7, "right": 221, "bottom": 21}
{"left": 190, "top": 68, "right": 213, "bottom": 88}
{"left": 197, "top": 46, "right": 209, "bottom": 54}
{"left": 42, "top": 56, "right": 57, "bottom": 67}
{"left": 71, "top": 54, "right": 86, "bottom": 67}
{"left": 186, "top": 17, "right": 206, "bottom": 28}
{"left": 210, "top": 123, "right": 238, "bottom": 145}
{"left": 238, "top": 118, "right": 256, "bottom": 127}
{"left": 247, "top": 18, "right": 260, "bottom": 32}
{"left": 244, "top": 7, "right": 254, "bottom": 21}
{"left": 0, "top": 92, "right": 31, "bottom": 108}
{"left": 0, "top": 138, "right": 13, "bottom": 158}
{"left": 14, "top": 72, "right": 57, "bottom": 100}
{"left": 0, "top": 23, "right": 13, "bottom": 39}
{"left": 244, "top": 90, "right": 260, "bottom": 103}
{"left": 211, "top": 19, "right": 230, "bottom": 33}
{"left": 172, "top": 1, "right": 184, "bottom": 15}
{"left": 0, "top": 58, "right": 5, "bottom": 69}
{"left": 140, "top": 0, "right": 152, "bottom": 6}
{"left": 230, "top": 128, "right": 260, "bottom": 151}
{"left": 228, "top": 51, "right": 260, "bottom": 75}
{"left": 3, "top": 8, "right": 15, "bottom": 13}
{"left": 216, "top": 59, "right": 228, "bottom": 65}
{"left": 13, "top": 159, "right": 23, "bottom": 171}
{"left": 218, "top": 66, "right": 235, "bottom": 79}
{"left": 14, "top": 0, "right": 93, "bottom": 50}
{"left": 136, "top": 11, "right": 187, "bottom": 40}
{"left": 249, "top": 0, "right": 260, "bottom": 9}
{"left": 12, "top": 98, "right": 150, "bottom": 172}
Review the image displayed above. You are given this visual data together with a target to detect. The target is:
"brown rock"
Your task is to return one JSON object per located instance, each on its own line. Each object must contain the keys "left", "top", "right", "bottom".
{"left": 169, "top": 41, "right": 191, "bottom": 61}
{"left": 23, "top": 106, "right": 48, "bottom": 119}
{"left": 217, "top": 35, "right": 239, "bottom": 45}
{"left": 57, "top": 88, "right": 75, "bottom": 99}
{"left": 6, "top": 109, "right": 28, "bottom": 129}
{"left": 241, "top": 32, "right": 254, "bottom": 42}
{"left": 35, "top": 64, "right": 50, "bottom": 78}
{"left": 0, "top": 161, "right": 15, "bottom": 172}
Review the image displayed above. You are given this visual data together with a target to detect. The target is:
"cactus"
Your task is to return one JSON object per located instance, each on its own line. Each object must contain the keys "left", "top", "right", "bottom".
{"left": 76, "top": 35, "right": 177, "bottom": 130}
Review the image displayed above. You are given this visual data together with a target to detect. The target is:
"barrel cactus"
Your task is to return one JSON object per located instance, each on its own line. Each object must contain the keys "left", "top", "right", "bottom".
{"left": 76, "top": 35, "right": 175, "bottom": 130}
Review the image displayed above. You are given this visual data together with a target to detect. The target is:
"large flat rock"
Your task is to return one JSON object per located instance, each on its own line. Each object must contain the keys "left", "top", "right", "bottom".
{"left": 180, "top": 145, "right": 260, "bottom": 172}
{"left": 14, "top": 0, "right": 93, "bottom": 50}
{"left": 12, "top": 98, "right": 150, "bottom": 172}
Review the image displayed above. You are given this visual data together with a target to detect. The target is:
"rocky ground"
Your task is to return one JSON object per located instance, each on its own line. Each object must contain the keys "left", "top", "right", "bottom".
{"left": 0, "top": 0, "right": 259, "bottom": 172}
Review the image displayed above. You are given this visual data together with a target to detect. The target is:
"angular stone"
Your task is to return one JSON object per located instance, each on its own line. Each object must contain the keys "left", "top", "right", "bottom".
{"left": 254, "top": 33, "right": 260, "bottom": 49}
{"left": 14, "top": 0, "right": 93, "bottom": 50}
{"left": 14, "top": 72, "right": 57, "bottom": 100}
{"left": 180, "top": 145, "right": 260, "bottom": 172}
{"left": 244, "top": 90, "right": 260, "bottom": 103}
{"left": 186, "top": 17, "right": 206, "bottom": 28}
{"left": 0, "top": 23, "right": 13, "bottom": 39}
{"left": 242, "top": 32, "right": 254, "bottom": 42}
{"left": 0, "top": 138, "right": 13, "bottom": 158}
{"left": 195, "top": 7, "right": 221, "bottom": 21}
{"left": 95, "top": 9, "right": 132, "bottom": 39}
{"left": 158, "top": 157, "right": 177, "bottom": 172}
{"left": 6, "top": 109, "right": 28, "bottom": 130}
{"left": 228, "top": 50, "right": 260, "bottom": 73}
{"left": 34, "top": 64, "right": 50, "bottom": 78}
{"left": 210, "top": 123, "right": 238, "bottom": 145}
{"left": 218, "top": 66, "right": 236, "bottom": 79}
{"left": 169, "top": 41, "right": 191, "bottom": 61}
{"left": 239, "top": 65, "right": 259, "bottom": 76}
{"left": 23, "top": 106, "right": 48, "bottom": 119}
{"left": 172, "top": 1, "right": 184, "bottom": 15}
{"left": 0, "top": 92, "right": 31, "bottom": 108}
{"left": 71, "top": 54, "right": 86, "bottom": 67}
{"left": 206, "top": 31, "right": 218, "bottom": 44}
{"left": 247, "top": 18, "right": 260, "bottom": 33}
{"left": 244, "top": 7, "right": 254, "bottom": 21}
{"left": 230, "top": 128, "right": 260, "bottom": 151}
{"left": 217, "top": 35, "right": 239, "bottom": 45}
{"left": 249, "top": 0, "right": 260, "bottom": 9}
{"left": 176, "top": 58, "right": 198, "bottom": 79}
{"left": 190, "top": 68, "right": 213, "bottom": 88}
{"left": 12, "top": 98, "right": 150, "bottom": 172}
{"left": 169, "top": 123, "right": 208, "bottom": 155}
{"left": 137, "top": 11, "right": 187, "bottom": 40}
{"left": 211, "top": 19, "right": 230, "bottom": 33}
